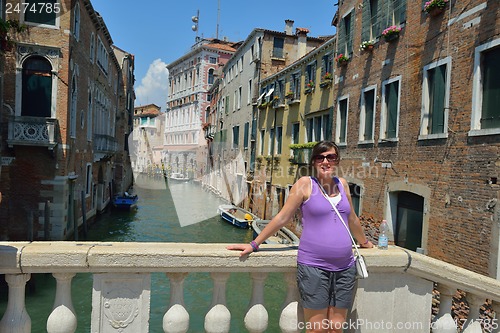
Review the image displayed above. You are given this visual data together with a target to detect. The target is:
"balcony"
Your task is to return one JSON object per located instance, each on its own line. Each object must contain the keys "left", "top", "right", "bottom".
{"left": 290, "top": 147, "right": 312, "bottom": 165}
{"left": 0, "top": 242, "right": 498, "bottom": 333}
{"left": 93, "top": 134, "right": 119, "bottom": 160}
{"left": 7, "top": 116, "right": 58, "bottom": 149}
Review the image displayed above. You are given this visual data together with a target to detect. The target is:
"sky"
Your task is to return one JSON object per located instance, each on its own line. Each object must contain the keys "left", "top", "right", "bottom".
{"left": 91, "top": 0, "right": 338, "bottom": 111}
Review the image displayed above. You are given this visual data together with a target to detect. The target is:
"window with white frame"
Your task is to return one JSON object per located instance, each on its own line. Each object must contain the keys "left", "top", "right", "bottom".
{"left": 471, "top": 40, "right": 500, "bottom": 135}
{"left": 97, "top": 37, "right": 108, "bottom": 75}
{"left": 248, "top": 79, "right": 252, "bottom": 105}
{"left": 306, "top": 114, "right": 330, "bottom": 142}
{"left": 337, "top": 96, "right": 349, "bottom": 144}
{"left": 420, "top": 57, "right": 451, "bottom": 138}
{"left": 380, "top": 76, "right": 401, "bottom": 140}
{"left": 237, "top": 86, "right": 242, "bottom": 109}
{"left": 360, "top": 86, "right": 376, "bottom": 142}
{"left": 209, "top": 56, "right": 217, "bottom": 64}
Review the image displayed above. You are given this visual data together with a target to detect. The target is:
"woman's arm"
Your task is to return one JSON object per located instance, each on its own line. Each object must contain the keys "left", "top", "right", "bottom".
{"left": 340, "top": 177, "right": 374, "bottom": 248}
{"left": 227, "top": 176, "right": 311, "bottom": 256}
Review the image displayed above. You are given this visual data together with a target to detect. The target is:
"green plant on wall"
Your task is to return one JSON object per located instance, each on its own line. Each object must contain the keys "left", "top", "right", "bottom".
{"left": 0, "top": 19, "right": 26, "bottom": 52}
{"left": 289, "top": 142, "right": 317, "bottom": 150}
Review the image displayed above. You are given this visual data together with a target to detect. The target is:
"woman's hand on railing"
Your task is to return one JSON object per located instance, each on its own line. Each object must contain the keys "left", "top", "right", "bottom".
{"left": 226, "top": 243, "right": 254, "bottom": 256}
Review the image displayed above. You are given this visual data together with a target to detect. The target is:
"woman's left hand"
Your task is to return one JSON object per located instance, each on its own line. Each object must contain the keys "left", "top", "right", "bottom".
{"left": 227, "top": 243, "right": 254, "bottom": 256}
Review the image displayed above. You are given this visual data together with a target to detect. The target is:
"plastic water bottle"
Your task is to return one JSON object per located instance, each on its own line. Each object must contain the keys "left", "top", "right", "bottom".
{"left": 378, "top": 220, "right": 388, "bottom": 250}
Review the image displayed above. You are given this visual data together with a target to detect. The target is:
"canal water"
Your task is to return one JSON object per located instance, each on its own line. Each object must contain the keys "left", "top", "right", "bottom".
{"left": 0, "top": 181, "right": 290, "bottom": 332}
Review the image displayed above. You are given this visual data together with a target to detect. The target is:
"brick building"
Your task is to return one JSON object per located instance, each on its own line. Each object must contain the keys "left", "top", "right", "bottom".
{"left": 332, "top": 0, "right": 500, "bottom": 277}
{"left": 0, "top": 0, "right": 134, "bottom": 240}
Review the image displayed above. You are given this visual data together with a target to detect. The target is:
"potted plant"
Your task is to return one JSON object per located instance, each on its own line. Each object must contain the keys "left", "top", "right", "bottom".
{"left": 382, "top": 25, "right": 402, "bottom": 42}
{"left": 304, "top": 80, "right": 314, "bottom": 94}
{"left": 320, "top": 72, "right": 333, "bottom": 87}
{"left": 335, "top": 54, "right": 349, "bottom": 66}
{"left": 424, "top": 0, "right": 449, "bottom": 16}
{"left": 285, "top": 90, "right": 294, "bottom": 99}
{"left": 360, "top": 40, "right": 375, "bottom": 52}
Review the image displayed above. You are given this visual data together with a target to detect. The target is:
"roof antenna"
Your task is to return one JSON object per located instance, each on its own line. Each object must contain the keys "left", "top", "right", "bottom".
{"left": 216, "top": 0, "right": 220, "bottom": 40}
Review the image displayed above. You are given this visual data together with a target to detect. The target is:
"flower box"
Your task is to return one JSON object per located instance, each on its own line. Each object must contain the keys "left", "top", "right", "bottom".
{"left": 382, "top": 26, "right": 401, "bottom": 42}
{"left": 319, "top": 81, "right": 332, "bottom": 88}
{"left": 424, "top": 0, "right": 448, "bottom": 16}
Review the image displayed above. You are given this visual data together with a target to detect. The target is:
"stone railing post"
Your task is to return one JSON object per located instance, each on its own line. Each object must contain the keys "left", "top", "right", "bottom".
{"left": 205, "top": 272, "right": 231, "bottom": 333}
{"left": 463, "top": 294, "right": 486, "bottom": 333}
{"left": 432, "top": 285, "right": 457, "bottom": 333}
{"left": 244, "top": 272, "right": 268, "bottom": 333}
{"left": 47, "top": 273, "right": 77, "bottom": 333}
{"left": 279, "top": 272, "right": 300, "bottom": 333}
{"left": 163, "top": 272, "right": 189, "bottom": 333}
{"left": 0, "top": 274, "right": 31, "bottom": 333}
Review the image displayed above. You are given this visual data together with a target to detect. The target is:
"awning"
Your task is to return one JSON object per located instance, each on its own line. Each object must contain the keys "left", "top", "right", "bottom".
{"left": 265, "top": 88, "right": 275, "bottom": 97}
{"left": 256, "top": 92, "right": 266, "bottom": 101}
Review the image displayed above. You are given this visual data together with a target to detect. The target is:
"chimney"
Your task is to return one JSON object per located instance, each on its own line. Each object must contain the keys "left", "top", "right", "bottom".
{"left": 284, "top": 19, "right": 294, "bottom": 35}
{"left": 296, "top": 28, "right": 310, "bottom": 59}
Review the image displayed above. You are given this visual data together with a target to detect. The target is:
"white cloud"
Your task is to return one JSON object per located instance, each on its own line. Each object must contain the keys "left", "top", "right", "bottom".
{"left": 135, "top": 58, "right": 169, "bottom": 110}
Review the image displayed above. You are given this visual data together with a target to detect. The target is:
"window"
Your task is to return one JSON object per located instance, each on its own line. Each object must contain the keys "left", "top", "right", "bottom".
{"left": 290, "top": 72, "right": 301, "bottom": 98}
{"left": 421, "top": 58, "right": 450, "bottom": 138}
{"left": 260, "top": 129, "right": 265, "bottom": 155}
{"left": 24, "top": 0, "right": 58, "bottom": 26}
{"left": 96, "top": 38, "right": 109, "bottom": 75}
{"left": 276, "top": 126, "right": 283, "bottom": 154}
{"left": 273, "top": 37, "right": 284, "bottom": 59}
{"left": 248, "top": 79, "right": 252, "bottom": 105}
{"left": 360, "top": 86, "right": 376, "bottom": 142}
{"left": 237, "top": 86, "right": 242, "bottom": 109}
{"left": 85, "top": 164, "right": 92, "bottom": 196}
{"left": 305, "top": 62, "right": 316, "bottom": 86}
{"left": 292, "top": 123, "right": 300, "bottom": 144}
{"left": 22, "top": 56, "right": 52, "bottom": 117}
{"left": 70, "top": 75, "right": 77, "bottom": 138}
{"left": 90, "top": 33, "right": 95, "bottom": 63}
{"left": 471, "top": 41, "right": 500, "bottom": 135}
{"left": 87, "top": 90, "right": 93, "bottom": 141}
{"left": 209, "top": 57, "right": 217, "bottom": 64}
{"left": 337, "top": 10, "right": 354, "bottom": 57}
{"left": 380, "top": 76, "right": 401, "bottom": 140}
{"left": 321, "top": 53, "right": 333, "bottom": 79}
{"left": 362, "top": 0, "right": 381, "bottom": 41}
{"left": 306, "top": 114, "right": 330, "bottom": 142}
{"left": 268, "top": 128, "right": 275, "bottom": 155}
{"left": 337, "top": 97, "right": 349, "bottom": 144}
{"left": 276, "top": 79, "right": 284, "bottom": 104}
{"left": 243, "top": 122, "right": 249, "bottom": 149}
{"left": 232, "top": 126, "right": 239, "bottom": 148}
{"left": 73, "top": 2, "right": 80, "bottom": 40}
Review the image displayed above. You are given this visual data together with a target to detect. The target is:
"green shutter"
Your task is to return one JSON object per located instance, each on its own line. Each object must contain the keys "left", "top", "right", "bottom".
{"left": 362, "top": 0, "right": 371, "bottom": 41}
{"left": 386, "top": 81, "right": 399, "bottom": 138}
{"left": 364, "top": 90, "right": 375, "bottom": 140}
{"left": 429, "top": 65, "right": 446, "bottom": 134}
{"left": 337, "top": 18, "right": 346, "bottom": 55}
{"left": 481, "top": 47, "right": 500, "bottom": 129}
{"left": 340, "top": 100, "right": 348, "bottom": 142}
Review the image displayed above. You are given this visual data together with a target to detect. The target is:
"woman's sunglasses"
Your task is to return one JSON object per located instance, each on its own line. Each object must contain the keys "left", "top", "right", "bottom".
{"left": 313, "top": 153, "right": 339, "bottom": 163}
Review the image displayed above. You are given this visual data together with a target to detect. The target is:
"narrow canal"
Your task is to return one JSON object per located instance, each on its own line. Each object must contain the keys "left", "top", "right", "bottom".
{"left": 0, "top": 181, "right": 289, "bottom": 332}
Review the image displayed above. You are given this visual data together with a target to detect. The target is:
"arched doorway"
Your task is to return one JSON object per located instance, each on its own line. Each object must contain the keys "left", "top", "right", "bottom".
{"left": 22, "top": 56, "right": 52, "bottom": 117}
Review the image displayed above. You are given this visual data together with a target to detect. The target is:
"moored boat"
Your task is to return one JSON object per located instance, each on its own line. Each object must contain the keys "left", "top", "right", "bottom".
{"left": 169, "top": 172, "right": 190, "bottom": 183}
{"left": 112, "top": 192, "right": 138, "bottom": 210}
{"left": 217, "top": 204, "right": 259, "bottom": 229}
{"left": 252, "top": 219, "right": 300, "bottom": 245}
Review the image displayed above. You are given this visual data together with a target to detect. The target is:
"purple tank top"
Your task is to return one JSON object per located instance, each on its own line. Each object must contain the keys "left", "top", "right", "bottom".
{"left": 297, "top": 177, "right": 355, "bottom": 271}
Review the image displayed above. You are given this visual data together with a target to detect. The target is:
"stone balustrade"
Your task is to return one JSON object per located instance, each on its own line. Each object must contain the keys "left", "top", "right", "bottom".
{"left": 0, "top": 242, "right": 499, "bottom": 333}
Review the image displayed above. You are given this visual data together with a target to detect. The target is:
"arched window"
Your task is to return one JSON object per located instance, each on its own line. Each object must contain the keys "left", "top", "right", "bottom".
{"left": 73, "top": 2, "right": 80, "bottom": 40}
{"left": 22, "top": 56, "right": 52, "bottom": 117}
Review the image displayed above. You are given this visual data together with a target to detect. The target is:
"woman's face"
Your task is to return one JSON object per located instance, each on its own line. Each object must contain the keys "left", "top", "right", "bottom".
{"left": 312, "top": 148, "right": 339, "bottom": 177}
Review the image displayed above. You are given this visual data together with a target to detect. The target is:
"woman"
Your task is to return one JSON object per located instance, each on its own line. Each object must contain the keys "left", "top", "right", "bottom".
{"left": 227, "top": 141, "right": 373, "bottom": 333}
